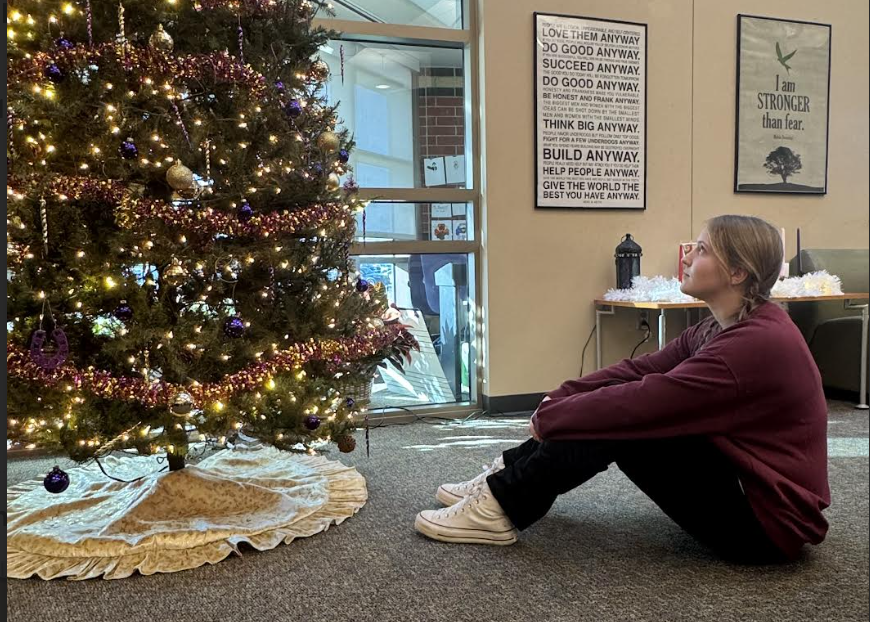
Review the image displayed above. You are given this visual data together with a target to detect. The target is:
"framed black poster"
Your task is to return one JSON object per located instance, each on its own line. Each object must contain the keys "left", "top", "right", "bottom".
{"left": 735, "top": 15, "right": 832, "bottom": 194}
{"left": 534, "top": 13, "right": 647, "bottom": 209}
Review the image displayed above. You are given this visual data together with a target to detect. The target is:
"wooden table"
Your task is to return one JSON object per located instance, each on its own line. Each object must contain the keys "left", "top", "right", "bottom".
{"left": 594, "top": 294, "right": 870, "bottom": 409}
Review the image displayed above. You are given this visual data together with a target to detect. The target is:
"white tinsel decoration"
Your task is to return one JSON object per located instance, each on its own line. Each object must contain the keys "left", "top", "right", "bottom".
{"left": 604, "top": 276, "right": 698, "bottom": 303}
{"left": 771, "top": 270, "right": 843, "bottom": 298}
{"left": 603, "top": 271, "right": 844, "bottom": 303}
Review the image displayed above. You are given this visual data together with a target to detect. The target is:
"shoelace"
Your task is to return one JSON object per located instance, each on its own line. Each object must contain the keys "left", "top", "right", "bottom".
{"left": 454, "top": 461, "right": 498, "bottom": 494}
{"left": 438, "top": 485, "right": 487, "bottom": 518}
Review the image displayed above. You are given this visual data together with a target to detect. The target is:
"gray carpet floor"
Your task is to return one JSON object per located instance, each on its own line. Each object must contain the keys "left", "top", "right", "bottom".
{"left": 6, "top": 400, "right": 869, "bottom": 622}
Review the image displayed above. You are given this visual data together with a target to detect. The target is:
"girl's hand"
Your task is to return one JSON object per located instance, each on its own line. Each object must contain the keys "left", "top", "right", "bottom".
{"left": 529, "top": 396, "right": 550, "bottom": 441}
{"left": 529, "top": 416, "right": 542, "bottom": 441}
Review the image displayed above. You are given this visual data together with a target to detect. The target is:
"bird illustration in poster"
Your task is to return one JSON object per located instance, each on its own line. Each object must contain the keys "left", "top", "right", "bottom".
{"left": 775, "top": 42, "right": 797, "bottom": 73}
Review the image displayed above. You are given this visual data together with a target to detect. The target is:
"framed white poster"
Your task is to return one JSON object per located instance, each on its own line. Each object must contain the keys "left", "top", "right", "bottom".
{"left": 534, "top": 13, "right": 647, "bottom": 209}
{"left": 735, "top": 15, "right": 831, "bottom": 194}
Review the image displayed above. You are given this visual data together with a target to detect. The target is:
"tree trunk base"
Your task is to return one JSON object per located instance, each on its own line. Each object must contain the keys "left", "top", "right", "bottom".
{"left": 167, "top": 453, "right": 185, "bottom": 471}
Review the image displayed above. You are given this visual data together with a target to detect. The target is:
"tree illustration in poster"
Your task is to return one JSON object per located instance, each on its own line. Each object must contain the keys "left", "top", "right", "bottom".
{"left": 764, "top": 146, "right": 802, "bottom": 183}
{"left": 735, "top": 15, "right": 831, "bottom": 194}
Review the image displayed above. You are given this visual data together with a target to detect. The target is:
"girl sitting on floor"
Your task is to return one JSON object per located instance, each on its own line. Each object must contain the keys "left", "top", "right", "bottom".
{"left": 415, "top": 215, "right": 830, "bottom": 564}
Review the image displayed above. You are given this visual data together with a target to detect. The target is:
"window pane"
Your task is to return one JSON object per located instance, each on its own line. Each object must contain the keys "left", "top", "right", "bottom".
{"left": 326, "top": 0, "right": 464, "bottom": 29}
{"left": 321, "top": 40, "right": 468, "bottom": 189}
{"left": 354, "top": 253, "right": 476, "bottom": 408}
{"left": 356, "top": 202, "right": 472, "bottom": 242}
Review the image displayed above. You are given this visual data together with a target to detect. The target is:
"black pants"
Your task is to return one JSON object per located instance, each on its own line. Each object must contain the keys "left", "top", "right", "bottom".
{"left": 487, "top": 436, "right": 789, "bottom": 564}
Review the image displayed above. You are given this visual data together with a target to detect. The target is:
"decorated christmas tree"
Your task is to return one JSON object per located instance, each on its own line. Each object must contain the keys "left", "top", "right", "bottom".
{"left": 6, "top": 0, "right": 418, "bottom": 472}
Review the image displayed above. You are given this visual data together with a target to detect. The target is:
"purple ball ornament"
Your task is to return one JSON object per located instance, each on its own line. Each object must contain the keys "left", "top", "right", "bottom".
{"left": 285, "top": 99, "right": 303, "bottom": 118}
{"left": 56, "top": 37, "right": 75, "bottom": 50}
{"left": 274, "top": 79, "right": 286, "bottom": 94}
{"left": 118, "top": 140, "right": 138, "bottom": 160}
{"left": 310, "top": 162, "right": 323, "bottom": 177}
{"left": 223, "top": 316, "right": 246, "bottom": 338}
{"left": 356, "top": 279, "right": 370, "bottom": 293}
{"left": 345, "top": 397, "right": 356, "bottom": 409}
{"left": 237, "top": 201, "right": 254, "bottom": 222}
{"left": 304, "top": 415, "right": 321, "bottom": 431}
{"left": 338, "top": 149, "right": 350, "bottom": 164}
{"left": 113, "top": 302, "right": 134, "bottom": 322}
{"left": 44, "top": 466, "right": 70, "bottom": 494}
{"left": 44, "top": 63, "right": 65, "bottom": 83}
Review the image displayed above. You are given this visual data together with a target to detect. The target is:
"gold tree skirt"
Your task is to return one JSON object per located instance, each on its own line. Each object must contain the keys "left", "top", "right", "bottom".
{"left": 7, "top": 446, "right": 367, "bottom": 580}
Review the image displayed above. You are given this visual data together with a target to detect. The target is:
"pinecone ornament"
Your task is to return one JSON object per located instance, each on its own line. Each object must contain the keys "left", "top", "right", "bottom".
{"left": 336, "top": 434, "right": 356, "bottom": 453}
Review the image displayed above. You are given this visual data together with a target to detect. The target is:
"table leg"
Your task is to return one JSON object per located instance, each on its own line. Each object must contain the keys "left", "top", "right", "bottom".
{"left": 595, "top": 305, "right": 615, "bottom": 371}
{"left": 845, "top": 300, "right": 869, "bottom": 410}
{"left": 658, "top": 309, "right": 667, "bottom": 350}
{"left": 859, "top": 304, "right": 869, "bottom": 410}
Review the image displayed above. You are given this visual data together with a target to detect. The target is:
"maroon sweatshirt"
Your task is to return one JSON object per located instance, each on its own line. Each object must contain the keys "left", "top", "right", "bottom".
{"left": 534, "top": 301, "right": 830, "bottom": 559}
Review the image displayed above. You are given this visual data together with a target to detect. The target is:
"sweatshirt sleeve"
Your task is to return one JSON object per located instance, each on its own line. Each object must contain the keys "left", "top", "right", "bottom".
{"left": 534, "top": 351, "right": 741, "bottom": 440}
{"left": 546, "top": 322, "right": 695, "bottom": 399}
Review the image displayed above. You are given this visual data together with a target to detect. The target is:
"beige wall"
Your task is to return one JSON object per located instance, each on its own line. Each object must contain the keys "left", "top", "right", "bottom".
{"left": 692, "top": 1, "right": 870, "bottom": 248}
{"left": 478, "top": 0, "right": 870, "bottom": 398}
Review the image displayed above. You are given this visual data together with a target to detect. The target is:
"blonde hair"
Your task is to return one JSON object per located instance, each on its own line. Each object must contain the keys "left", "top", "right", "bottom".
{"left": 705, "top": 215, "right": 783, "bottom": 322}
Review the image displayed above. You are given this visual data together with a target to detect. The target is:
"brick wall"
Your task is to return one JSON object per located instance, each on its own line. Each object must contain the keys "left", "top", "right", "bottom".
{"left": 416, "top": 67, "right": 465, "bottom": 240}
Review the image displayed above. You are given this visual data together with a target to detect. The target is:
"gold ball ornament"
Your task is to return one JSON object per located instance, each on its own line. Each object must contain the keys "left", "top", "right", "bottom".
{"left": 166, "top": 161, "right": 196, "bottom": 191}
{"left": 170, "top": 391, "right": 194, "bottom": 416}
{"left": 326, "top": 173, "right": 342, "bottom": 192}
{"left": 312, "top": 60, "right": 330, "bottom": 77}
{"left": 316, "top": 130, "right": 340, "bottom": 153}
{"left": 149, "top": 24, "right": 174, "bottom": 52}
{"left": 164, "top": 258, "right": 188, "bottom": 285}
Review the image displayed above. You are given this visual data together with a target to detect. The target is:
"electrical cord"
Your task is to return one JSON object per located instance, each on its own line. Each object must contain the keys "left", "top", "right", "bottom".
{"left": 360, "top": 405, "right": 501, "bottom": 430}
{"left": 579, "top": 323, "right": 597, "bottom": 377}
{"left": 630, "top": 321, "right": 652, "bottom": 358}
{"left": 93, "top": 455, "right": 169, "bottom": 483}
{"left": 88, "top": 407, "right": 496, "bottom": 474}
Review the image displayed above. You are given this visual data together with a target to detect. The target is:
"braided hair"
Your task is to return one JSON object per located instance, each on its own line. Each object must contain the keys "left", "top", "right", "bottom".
{"left": 705, "top": 215, "right": 783, "bottom": 323}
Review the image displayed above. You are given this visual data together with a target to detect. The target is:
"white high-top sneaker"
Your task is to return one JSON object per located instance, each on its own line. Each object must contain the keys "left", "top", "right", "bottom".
{"left": 415, "top": 481, "right": 518, "bottom": 545}
{"left": 436, "top": 455, "right": 505, "bottom": 506}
